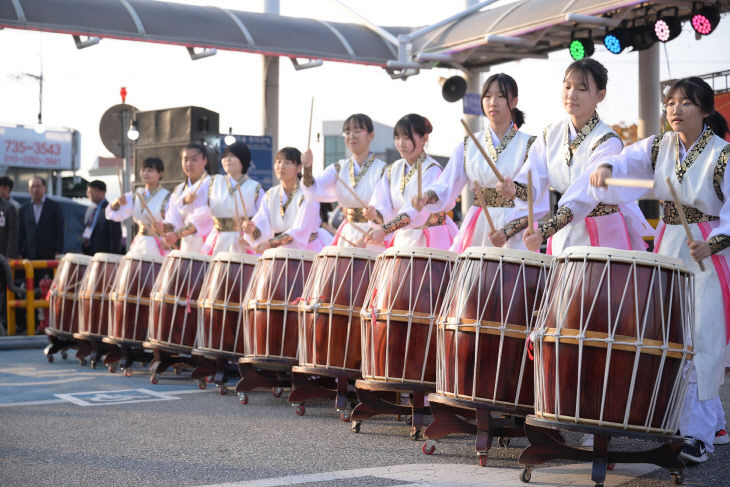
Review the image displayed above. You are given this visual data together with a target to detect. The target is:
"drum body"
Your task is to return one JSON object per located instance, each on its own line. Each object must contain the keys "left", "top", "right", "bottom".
{"left": 196, "top": 252, "right": 258, "bottom": 356}
{"left": 437, "top": 248, "right": 551, "bottom": 410}
{"left": 360, "top": 247, "right": 456, "bottom": 387}
{"left": 243, "top": 248, "right": 316, "bottom": 366}
{"left": 48, "top": 253, "right": 92, "bottom": 335}
{"left": 533, "top": 247, "right": 694, "bottom": 434}
{"left": 298, "top": 246, "right": 378, "bottom": 374}
{"left": 147, "top": 250, "right": 210, "bottom": 350}
{"left": 108, "top": 254, "right": 165, "bottom": 343}
{"left": 78, "top": 253, "right": 122, "bottom": 337}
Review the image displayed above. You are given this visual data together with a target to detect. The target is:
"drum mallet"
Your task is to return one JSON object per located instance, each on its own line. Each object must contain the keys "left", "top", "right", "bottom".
{"left": 665, "top": 177, "right": 705, "bottom": 272}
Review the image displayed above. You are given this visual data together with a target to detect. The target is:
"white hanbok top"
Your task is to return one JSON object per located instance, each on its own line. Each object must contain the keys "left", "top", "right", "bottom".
{"left": 246, "top": 182, "right": 332, "bottom": 251}
{"left": 370, "top": 154, "right": 458, "bottom": 249}
{"left": 164, "top": 173, "right": 214, "bottom": 253}
{"left": 301, "top": 154, "right": 387, "bottom": 250}
{"left": 201, "top": 174, "right": 263, "bottom": 256}
{"left": 105, "top": 187, "right": 171, "bottom": 257}
{"left": 420, "top": 125, "right": 536, "bottom": 252}
{"left": 592, "top": 127, "right": 730, "bottom": 400}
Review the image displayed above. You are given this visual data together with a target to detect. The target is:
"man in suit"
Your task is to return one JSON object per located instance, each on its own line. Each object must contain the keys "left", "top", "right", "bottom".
{"left": 81, "top": 180, "right": 122, "bottom": 256}
{"left": 19, "top": 176, "right": 64, "bottom": 260}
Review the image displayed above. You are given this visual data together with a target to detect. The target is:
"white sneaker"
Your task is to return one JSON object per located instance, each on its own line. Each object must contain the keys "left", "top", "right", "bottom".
{"left": 715, "top": 429, "right": 730, "bottom": 445}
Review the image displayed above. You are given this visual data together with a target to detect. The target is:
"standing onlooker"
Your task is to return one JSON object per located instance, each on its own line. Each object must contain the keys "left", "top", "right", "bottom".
{"left": 0, "top": 197, "right": 18, "bottom": 258}
{"left": 0, "top": 176, "right": 21, "bottom": 212}
{"left": 81, "top": 180, "right": 122, "bottom": 256}
{"left": 19, "top": 176, "right": 64, "bottom": 260}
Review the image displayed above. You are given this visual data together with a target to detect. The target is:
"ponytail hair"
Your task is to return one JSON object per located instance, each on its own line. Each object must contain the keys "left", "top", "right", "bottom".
{"left": 393, "top": 113, "right": 433, "bottom": 145}
{"left": 705, "top": 111, "right": 729, "bottom": 139}
{"left": 666, "top": 77, "right": 729, "bottom": 138}
{"left": 481, "top": 73, "right": 526, "bottom": 128}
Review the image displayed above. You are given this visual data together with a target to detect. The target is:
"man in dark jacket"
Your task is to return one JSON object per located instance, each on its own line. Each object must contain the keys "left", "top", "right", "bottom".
{"left": 0, "top": 197, "right": 18, "bottom": 258}
{"left": 81, "top": 180, "right": 122, "bottom": 256}
{"left": 19, "top": 176, "right": 64, "bottom": 260}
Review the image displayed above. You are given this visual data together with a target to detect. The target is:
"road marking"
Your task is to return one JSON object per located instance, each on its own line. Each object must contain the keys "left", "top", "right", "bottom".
{"left": 0, "top": 376, "right": 96, "bottom": 386}
{"left": 0, "top": 388, "right": 208, "bottom": 407}
{"left": 55, "top": 388, "right": 180, "bottom": 406}
{"left": 198, "top": 462, "right": 660, "bottom": 487}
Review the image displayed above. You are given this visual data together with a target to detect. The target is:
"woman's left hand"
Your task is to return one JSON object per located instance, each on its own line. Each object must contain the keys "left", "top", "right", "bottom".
{"left": 523, "top": 229, "right": 544, "bottom": 252}
{"left": 688, "top": 240, "right": 712, "bottom": 262}
{"left": 367, "top": 227, "right": 386, "bottom": 246}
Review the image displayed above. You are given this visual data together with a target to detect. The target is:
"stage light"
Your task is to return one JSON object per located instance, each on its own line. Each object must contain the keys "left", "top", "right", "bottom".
{"left": 654, "top": 9, "right": 682, "bottom": 42}
{"left": 569, "top": 37, "right": 594, "bottom": 60}
{"left": 603, "top": 28, "right": 629, "bottom": 54}
{"left": 628, "top": 24, "right": 657, "bottom": 51}
{"left": 692, "top": 5, "right": 720, "bottom": 35}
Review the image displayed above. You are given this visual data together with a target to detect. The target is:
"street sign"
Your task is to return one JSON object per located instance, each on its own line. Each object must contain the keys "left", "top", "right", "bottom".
{"left": 462, "top": 93, "right": 482, "bottom": 116}
{"left": 0, "top": 126, "right": 76, "bottom": 169}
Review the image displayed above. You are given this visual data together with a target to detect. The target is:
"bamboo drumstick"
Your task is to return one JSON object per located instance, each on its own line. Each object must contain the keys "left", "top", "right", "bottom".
{"left": 334, "top": 173, "right": 369, "bottom": 208}
{"left": 347, "top": 222, "right": 370, "bottom": 238}
{"left": 460, "top": 119, "right": 504, "bottom": 183}
{"left": 665, "top": 177, "right": 705, "bottom": 272}
{"left": 117, "top": 168, "right": 124, "bottom": 195}
{"left": 137, "top": 194, "right": 179, "bottom": 250}
{"left": 235, "top": 184, "right": 250, "bottom": 221}
{"left": 473, "top": 183, "right": 496, "bottom": 233}
{"left": 417, "top": 157, "right": 422, "bottom": 203}
{"left": 605, "top": 177, "right": 655, "bottom": 189}
{"left": 339, "top": 235, "right": 358, "bottom": 247}
{"left": 307, "top": 97, "right": 314, "bottom": 151}
{"left": 527, "top": 170, "right": 534, "bottom": 236}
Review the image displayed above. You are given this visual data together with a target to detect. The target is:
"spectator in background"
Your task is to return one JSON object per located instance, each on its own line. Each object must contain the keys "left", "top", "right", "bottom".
{"left": 0, "top": 176, "right": 21, "bottom": 212}
{"left": 19, "top": 176, "right": 64, "bottom": 260}
{"left": 0, "top": 197, "right": 18, "bottom": 258}
{"left": 81, "top": 180, "right": 122, "bottom": 256}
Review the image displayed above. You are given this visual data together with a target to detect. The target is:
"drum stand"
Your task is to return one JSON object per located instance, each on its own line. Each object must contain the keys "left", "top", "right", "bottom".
{"left": 288, "top": 366, "right": 360, "bottom": 419}
{"left": 190, "top": 350, "right": 241, "bottom": 395}
{"left": 72, "top": 333, "right": 116, "bottom": 369}
{"left": 101, "top": 337, "right": 154, "bottom": 376}
{"left": 235, "top": 357, "right": 293, "bottom": 405}
{"left": 351, "top": 379, "right": 433, "bottom": 439}
{"left": 518, "top": 416, "right": 685, "bottom": 486}
{"left": 142, "top": 341, "right": 197, "bottom": 384}
{"left": 43, "top": 329, "right": 81, "bottom": 364}
{"left": 422, "top": 394, "right": 529, "bottom": 466}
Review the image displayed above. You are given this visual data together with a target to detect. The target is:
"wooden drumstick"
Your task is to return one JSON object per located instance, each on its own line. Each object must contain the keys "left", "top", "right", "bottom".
{"left": 136, "top": 193, "right": 177, "bottom": 250}
{"left": 665, "top": 177, "right": 705, "bottom": 272}
{"left": 347, "top": 221, "right": 371, "bottom": 238}
{"left": 605, "top": 177, "right": 654, "bottom": 189}
{"left": 117, "top": 168, "right": 124, "bottom": 195}
{"left": 527, "top": 170, "right": 534, "bottom": 236}
{"left": 460, "top": 119, "right": 504, "bottom": 183}
{"left": 417, "top": 157, "right": 422, "bottom": 203}
{"left": 333, "top": 173, "right": 369, "bottom": 208}
{"left": 307, "top": 97, "right": 314, "bottom": 151}
{"left": 473, "top": 182, "right": 496, "bottom": 233}
{"left": 339, "top": 234, "right": 357, "bottom": 247}
{"left": 235, "top": 184, "right": 249, "bottom": 221}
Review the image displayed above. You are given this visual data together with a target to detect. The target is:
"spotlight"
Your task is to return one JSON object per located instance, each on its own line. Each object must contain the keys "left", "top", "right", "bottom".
{"left": 603, "top": 28, "right": 630, "bottom": 54}
{"left": 692, "top": 5, "right": 720, "bottom": 35}
{"left": 224, "top": 127, "right": 236, "bottom": 145}
{"left": 127, "top": 120, "right": 139, "bottom": 141}
{"left": 654, "top": 9, "right": 682, "bottom": 42}
{"left": 569, "top": 36, "right": 594, "bottom": 60}
{"left": 628, "top": 24, "right": 657, "bottom": 51}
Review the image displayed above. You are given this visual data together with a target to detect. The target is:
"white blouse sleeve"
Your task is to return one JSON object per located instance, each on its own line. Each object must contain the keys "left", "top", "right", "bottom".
{"left": 301, "top": 164, "right": 338, "bottom": 203}
{"left": 369, "top": 170, "right": 397, "bottom": 223}
{"left": 588, "top": 136, "right": 655, "bottom": 204}
{"left": 402, "top": 164, "right": 448, "bottom": 229}
{"left": 288, "top": 198, "right": 323, "bottom": 249}
{"left": 246, "top": 192, "right": 273, "bottom": 246}
{"left": 504, "top": 135, "right": 551, "bottom": 225}
{"left": 104, "top": 192, "right": 133, "bottom": 222}
{"left": 423, "top": 141, "right": 468, "bottom": 214}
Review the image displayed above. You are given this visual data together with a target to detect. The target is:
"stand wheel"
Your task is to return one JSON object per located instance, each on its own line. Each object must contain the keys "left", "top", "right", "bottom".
{"left": 198, "top": 379, "right": 207, "bottom": 390}
{"left": 498, "top": 437, "right": 511, "bottom": 448}
{"left": 108, "top": 365, "right": 116, "bottom": 374}
{"left": 150, "top": 374, "right": 159, "bottom": 385}
{"left": 238, "top": 393, "right": 248, "bottom": 405}
{"left": 124, "top": 369, "right": 132, "bottom": 377}
{"left": 520, "top": 466, "right": 532, "bottom": 483}
{"left": 607, "top": 463, "right": 615, "bottom": 471}
{"left": 79, "top": 358, "right": 87, "bottom": 366}
{"left": 219, "top": 386, "right": 228, "bottom": 396}
{"left": 351, "top": 420, "right": 361, "bottom": 433}
{"left": 61, "top": 351, "right": 68, "bottom": 360}
{"left": 90, "top": 360, "right": 97, "bottom": 370}
{"left": 422, "top": 441, "right": 436, "bottom": 455}
{"left": 339, "top": 411, "right": 351, "bottom": 422}
{"left": 478, "top": 454, "right": 488, "bottom": 467}
{"left": 410, "top": 427, "right": 421, "bottom": 440}
{"left": 46, "top": 354, "right": 54, "bottom": 363}
{"left": 672, "top": 472, "right": 683, "bottom": 485}
{"left": 294, "top": 404, "right": 305, "bottom": 416}
{"left": 272, "top": 387, "right": 283, "bottom": 398}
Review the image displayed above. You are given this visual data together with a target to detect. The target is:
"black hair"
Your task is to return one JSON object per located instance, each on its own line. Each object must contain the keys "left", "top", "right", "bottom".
{"left": 342, "top": 113, "right": 374, "bottom": 133}
{"left": 564, "top": 58, "right": 608, "bottom": 91}
{"left": 393, "top": 113, "right": 433, "bottom": 146}
{"left": 89, "top": 180, "right": 106, "bottom": 192}
{"left": 142, "top": 157, "right": 164, "bottom": 174}
{"left": 665, "top": 77, "right": 729, "bottom": 139}
{"left": 183, "top": 141, "right": 211, "bottom": 173}
{"left": 222, "top": 141, "right": 252, "bottom": 174}
{"left": 30, "top": 176, "right": 46, "bottom": 187}
{"left": 276, "top": 147, "right": 302, "bottom": 166}
{"left": 0, "top": 176, "right": 14, "bottom": 190}
{"left": 481, "top": 73, "right": 526, "bottom": 128}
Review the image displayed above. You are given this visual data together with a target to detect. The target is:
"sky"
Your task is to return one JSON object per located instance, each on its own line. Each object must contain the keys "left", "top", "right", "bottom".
{"left": 1, "top": 0, "right": 729, "bottom": 194}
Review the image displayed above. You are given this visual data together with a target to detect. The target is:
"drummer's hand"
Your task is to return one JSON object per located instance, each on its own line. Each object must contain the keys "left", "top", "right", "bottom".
{"left": 301, "top": 149, "right": 313, "bottom": 168}
{"left": 367, "top": 227, "right": 386, "bottom": 246}
{"left": 364, "top": 206, "right": 378, "bottom": 221}
{"left": 153, "top": 221, "right": 166, "bottom": 235}
{"left": 411, "top": 194, "right": 429, "bottom": 212}
{"left": 496, "top": 177, "right": 516, "bottom": 199}
{"left": 255, "top": 241, "right": 272, "bottom": 253}
{"left": 354, "top": 235, "right": 368, "bottom": 248}
{"left": 688, "top": 240, "right": 712, "bottom": 262}
{"left": 590, "top": 166, "right": 612, "bottom": 188}
{"left": 488, "top": 229, "right": 507, "bottom": 248}
{"left": 116, "top": 194, "right": 127, "bottom": 207}
{"left": 183, "top": 192, "right": 197, "bottom": 205}
{"left": 164, "top": 231, "right": 179, "bottom": 246}
{"left": 523, "top": 229, "right": 544, "bottom": 252}
{"left": 242, "top": 220, "right": 256, "bottom": 235}
{"left": 238, "top": 234, "right": 251, "bottom": 251}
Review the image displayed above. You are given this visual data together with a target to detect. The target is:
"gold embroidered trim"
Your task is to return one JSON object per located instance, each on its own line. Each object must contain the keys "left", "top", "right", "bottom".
{"left": 474, "top": 187, "right": 515, "bottom": 208}
{"left": 651, "top": 133, "right": 666, "bottom": 170}
{"left": 302, "top": 166, "right": 314, "bottom": 187}
{"left": 563, "top": 112, "right": 600, "bottom": 166}
{"left": 463, "top": 136, "right": 469, "bottom": 173}
{"left": 280, "top": 182, "right": 300, "bottom": 218}
{"left": 333, "top": 162, "right": 341, "bottom": 174}
{"left": 713, "top": 145, "right": 730, "bottom": 202}
{"left": 591, "top": 132, "right": 623, "bottom": 153}
{"left": 383, "top": 213, "right": 410, "bottom": 234}
{"left": 675, "top": 128, "right": 714, "bottom": 182}
{"left": 543, "top": 125, "right": 551, "bottom": 142}
{"left": 227, "top": 174, "right": 248, "bottom": 196}
{"left": 213, "top": 217, "right": 240, "bottom": 232}
{"left": 588, "top": 203, "right": 619, "bottom": 217}
{"left": 503, "top": 216, "right": 528, "bottom": 239}
{"left": 420, "top": 212, "right": 447, "bottom": 228}
{"left": 524, "top": 135, "right": 537, "bottom": 163}
{"left": 349, "top": 152, "right": 376, "bottom": 187}
{"left": 485, "top": 125, "right": 518, "bottom": 162}
{"left": 270, "top": 233, "right": 293, "bottom": 248}
{"left": 137, "top": 225, "right": 156, "bottom": 237}
{"left": 344, "top": 207, "right": 368, "bottom": 223}
{"left": 514, "top": 182, "right": 528, "bottom": 201}
{"left": 539, "top": 206, "right": 574, "bottom": 239}
{"left": 662, "top": 202, "right": 719, "bottom": 225}
{"left": 708, "top": 234, "right": 730, "bottom": 254}
{"left": 400, "top": 153, "right": 428, "bottom": 195}
{"left": 160, "top": 192, "right": 171, "bottom": 220}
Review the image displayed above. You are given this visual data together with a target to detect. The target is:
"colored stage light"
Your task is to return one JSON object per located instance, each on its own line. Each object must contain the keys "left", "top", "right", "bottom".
{"left": 569, "top": 38, "right": 594, "bottom": 60}
{"left": 603, "top": 28, "right": 629, "bottom": 54}
{"left": 654, "top": 16, "right": 682, "bottom": 42}
{"left": 692, "top": 6, "right": 720, "bottom": 35}
{"left": 629, "top": 24, "right": 657, "bottom": 51}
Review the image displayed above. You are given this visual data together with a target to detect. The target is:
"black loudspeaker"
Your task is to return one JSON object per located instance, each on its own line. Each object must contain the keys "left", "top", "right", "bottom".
{"left": 440, "top": 76, "right": 467, "bottom": 103}
{"left": 134, "top": 106, "right": 220, "bottom": 189}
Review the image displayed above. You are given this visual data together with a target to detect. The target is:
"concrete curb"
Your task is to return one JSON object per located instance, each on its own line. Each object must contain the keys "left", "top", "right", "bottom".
{"left": 0, "top": 335, "right": 48, "bottom": 350}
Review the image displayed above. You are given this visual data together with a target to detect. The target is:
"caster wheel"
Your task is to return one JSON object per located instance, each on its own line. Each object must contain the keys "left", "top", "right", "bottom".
{"left": 61, "top": 351, "right": 68, "bottom": 360}
{"left": 672, "top": 472, "right": 683, "bottom": 485}
{"left": 198, "top": 379, "right": 207, "bottom": 390}
{"left": 422, "top": 441, "right": 436, "bottom": 455}
{"left": 238, "top": 393, "right": 248, "bottom": 405}
{"left": 498, "top": 437, "right": 511, "bottom": 448}
{"left": 340, "top": 411, "right": 351, "bottom": 422}
{"left": 410, "top": 428, "right": 421, "bottom": 440}
{"left": 90, "top": 360, "right": 97, "bottom": 370}
{"left": 46, "top": 354, "right": 54, "bottom": 363}
{"left": 124, "top": 369, "right": 132, "bottom": 377}
{"left": 294, "top": 404, "right": 306, "bottom": 416}
{"left": 351, "top": 421, "right": 361, "bottom": 433}
{"left": 607, "top": 463, "right": 615, "bottom": 471}
{"left": 108, "top": 365, "right": 116, "bottom": 374}
{"left": 272, "top": 387, "right": 283, "bottom": 398}
{"left": 79, "top": 358, "right": 87, "bottom": 366}
{"left": 219, "top": 387, "right": 228, "bottom": 396}
{"left": 150, "top": 374, "right": 159, "bottom": 385}
{"left": 520, "top": 466, "right": 532, "bottom": 483}
{"left": 478, "top": 454, "right": 488, "bottom": 467}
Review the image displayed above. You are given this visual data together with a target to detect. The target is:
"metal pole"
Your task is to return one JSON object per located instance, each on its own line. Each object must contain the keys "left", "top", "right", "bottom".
{"left": 460, "top": 0, "right": 479, "bottom": 220}
{"left": 121, "top": 108, "right": 133, "bottom": 247}
{"left": 637, "top": 43, "right": 661, "bottom": 234}
{"left": 264, "top": 0, "right": 280, "bottom": 184}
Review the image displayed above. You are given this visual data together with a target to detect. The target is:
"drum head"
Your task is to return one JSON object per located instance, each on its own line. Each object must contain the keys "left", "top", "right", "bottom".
{"left": 381, "top": 246, "right": 457, "bottom": 262}
{"left": 123, "top": 253, "right": 165, "bottom": 265}
{"left": 212, "top": 251, "right": 259, "bottom": 266}
{"left": 167, "top": 249, "right": 212, "bottom": 263}
{"left": 90, "top": 252, "right": 124, "bottom": 264}
{"left": 61, "top": 253, "right": 92, "bottom": 265}
{"left": 462, "top": 246, "right": 553, "bottom": 267}
{"left": 319, "top": 245, "right": 379, "bottom": 261}
{"left": 557, "top": 246, "right": 687, "bottom": 271}
{"left": 261, "top": 247, "right": 317, "bottom": 262}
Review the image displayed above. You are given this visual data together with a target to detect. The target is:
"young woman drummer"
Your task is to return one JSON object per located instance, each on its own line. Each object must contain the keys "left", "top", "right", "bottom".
{"left": 106, "top": 157, "right": 171, "bottom": 257}
{"left": 201, "top": 141, "right": 263, "bottom": 256}
{"left": 244, "top": 147, "right": 332, "bottom": 252}
{"left": 366, "top": 113, "right": 458, "bottom": 249}
{"left": 163, "top": 142, "right": 214, "bottom": 253}
{"left": 412, "top": 73, "right": 536, "bottom": 251}
{"left": 301, "top": 113, "right": 388, "bottom": 250}
{"left": 590, "top": 76, "right": 730, "bottom": 464}
{"left": 492, "top": 58, "right": 652, "bottom": 253}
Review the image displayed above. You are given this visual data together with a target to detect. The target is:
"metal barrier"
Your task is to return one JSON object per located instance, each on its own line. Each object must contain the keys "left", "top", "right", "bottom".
{"left": 5, "top": 259, "right": 59, "bottom": 336}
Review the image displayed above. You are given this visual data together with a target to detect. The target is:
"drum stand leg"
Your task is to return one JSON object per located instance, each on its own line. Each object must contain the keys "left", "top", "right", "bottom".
{"left": 43, "top": 333, "right": 76, "bottom": 363}
{"left": 234, "top": 363, "right": 291, "bottom": 404}
{"left": 351, "top": 388, "right": 431, "bottom": 439}
{"left": 148, "top": 349, "right": 195, "bottom": 385}
{"left": 103, "top": 346, "right": 123, "bottom": 371}
{"left": 74, "top": 338, "right": 93, "bottom": 366}
{"left": 117, "top": 344, "right": 153, "bottom": 376}
{"left": 287, "top": 372, "right": 337, "bottom": 406}
{"left": 191, "top": 357, "right": 238, "bottom": 394}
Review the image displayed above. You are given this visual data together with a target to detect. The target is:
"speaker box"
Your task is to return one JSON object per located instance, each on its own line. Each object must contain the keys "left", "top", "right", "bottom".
{"left": 134, "top": 106, "right": 221, "bottom": 189}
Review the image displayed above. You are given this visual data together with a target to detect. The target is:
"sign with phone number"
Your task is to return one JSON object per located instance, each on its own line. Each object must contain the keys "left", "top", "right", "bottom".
{"left": 0, "top": 126, "right": 73, "bottom": 169}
